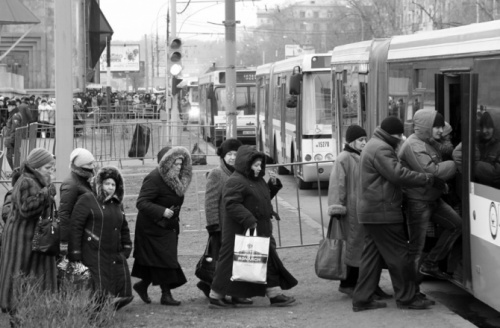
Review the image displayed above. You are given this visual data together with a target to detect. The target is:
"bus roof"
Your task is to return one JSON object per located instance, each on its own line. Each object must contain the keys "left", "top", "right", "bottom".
{"left": 256, "top": 53, "right": 331, "bottom": 75}
{"left": 388, "top": 20, "right": 500, "bottom": 61}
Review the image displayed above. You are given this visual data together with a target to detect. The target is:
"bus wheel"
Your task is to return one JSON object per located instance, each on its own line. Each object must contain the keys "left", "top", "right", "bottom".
{"left": 297, "top": 177, "right": 313, "bottom": 190}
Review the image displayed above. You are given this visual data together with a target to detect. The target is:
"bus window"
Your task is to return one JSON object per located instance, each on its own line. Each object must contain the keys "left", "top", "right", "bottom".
{"left": 471, "top": 59, "right": 500, "bottom": 189}
{"left": 302, "top": 72, "right": 332, "bottom": 135}
{"left": 214, "top": 86, "right": 256, "bottom": 115}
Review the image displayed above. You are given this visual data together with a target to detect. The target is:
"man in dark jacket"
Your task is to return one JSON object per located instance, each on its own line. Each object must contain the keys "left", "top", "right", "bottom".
{"left": 3, "top": 100, "right": 22, "bottom": 171}
{"left": 352, "top": 116, "right": 442, "bottom": 312}
{"left": 59, "top": 148, "right": 96, "bottom": 256}
{"left": 398, "top": 110, "right": 461, "bottom": 283}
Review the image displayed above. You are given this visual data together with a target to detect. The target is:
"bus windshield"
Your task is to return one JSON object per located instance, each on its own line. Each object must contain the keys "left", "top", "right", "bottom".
{"left": 302, "top": 72, "right": 333, "bottom": 135}
{"left": 189, "top": 86, "right": 199, "bottom": 104}
{"left": 214, "top": 86, "right": 256, "bottom": 115}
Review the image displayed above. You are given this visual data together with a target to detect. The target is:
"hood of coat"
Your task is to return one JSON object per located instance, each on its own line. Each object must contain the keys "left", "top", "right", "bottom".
{"left": 413, "top": 109, "right": 436, "bottom": 141}
{"left": 94, "top": 166, "right": 124, "bottom": 203}
{"left": 234, "top": 145, "right": 266, "bottom": 180}
{"left": 158, "top": 146, "right": 193, "bottom": 196}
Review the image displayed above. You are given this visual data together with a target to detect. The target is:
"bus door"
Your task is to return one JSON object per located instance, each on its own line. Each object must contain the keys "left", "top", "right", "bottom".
{"left": 435, "top": 71, "right": 477, "bottom": 291}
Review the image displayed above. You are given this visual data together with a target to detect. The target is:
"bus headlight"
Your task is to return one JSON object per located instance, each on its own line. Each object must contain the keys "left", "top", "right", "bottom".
{"left": 325, "top": 153, "right": 334, "bottom": 160}
{"left": 314, "top": 154, "right": 323, "bottom": 161}
{"left": 305, "top": 154, "right": 312, "bottom": 161}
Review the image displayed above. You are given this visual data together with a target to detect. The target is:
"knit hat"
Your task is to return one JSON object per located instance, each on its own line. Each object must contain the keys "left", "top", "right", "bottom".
{"left": 157, "top": 146, "right": 172, "bottom": 163}
{"left": 27, "top": 148, "right": 54, "bottom": 169}
{"left": 345, "top": 124, "right": 367, "bottom": 143}
{"left": 217, "top": 138, "right": 243, "bottom": 158}
{"left": 381, "top": 116, "right": 404, "bottom": 135}
{"left": 70, "top": 148, "right": 95, "bottom": 169}
{"left": 443, "top": 122, "right": 452, "bottom": 137}
{"left": 433, "top": 112, "right": 445, "bottom": 128}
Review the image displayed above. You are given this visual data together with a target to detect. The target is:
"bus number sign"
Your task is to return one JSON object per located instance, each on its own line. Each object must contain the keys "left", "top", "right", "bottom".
{"left": 315, "top": 141, "right": 329, "bottom": 148}
{"left": 219, "top": 72, "right": 256, "bottom": 84}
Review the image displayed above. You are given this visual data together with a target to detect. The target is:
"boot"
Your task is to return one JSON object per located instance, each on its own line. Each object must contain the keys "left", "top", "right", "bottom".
{"left": 160, "top": 286, "right": 181, "bottom": 306}
{"left": 133, "top": 280, "right": 151, "bottom": 304}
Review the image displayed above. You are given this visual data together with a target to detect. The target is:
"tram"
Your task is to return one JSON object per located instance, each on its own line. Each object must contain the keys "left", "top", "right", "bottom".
{"left": 198, "top": 68, "right": 257, "bottom": 146}
{"left": 331, "top": 20, "right": 500, "bottom": 312}
{"left": 256, "top": 54, "right": 334, "bottom": 189}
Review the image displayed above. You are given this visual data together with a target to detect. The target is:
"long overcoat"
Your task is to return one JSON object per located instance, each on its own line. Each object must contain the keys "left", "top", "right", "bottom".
{"left": 68, "top": 167, "right": 132, "bottom": 298}
{"left": 133, "top": 147, "right": 192, "bottom": 269}
{"left": 211, "top": 145, "right": 297, "bottom": 298}
{"left": 327, "top": 147, "right": 364, "bottom": 267}
{"left": 0, "top": 163, "right": 57, "bottom": 311}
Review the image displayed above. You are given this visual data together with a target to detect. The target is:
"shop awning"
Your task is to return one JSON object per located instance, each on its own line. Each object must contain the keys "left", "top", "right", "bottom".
{"left": 88, "top": 0, "right": 113, "bottom": 70}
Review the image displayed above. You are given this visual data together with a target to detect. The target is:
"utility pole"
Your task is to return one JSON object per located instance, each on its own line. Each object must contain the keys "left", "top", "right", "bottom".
{"left": 225, "top": 0, "right": 238, "bottom": 139}
{"left": 145, "top": 34, "right": 149, "bottom": 91}
{"left": 170, "top": 0, "right": 180, "bottom": 145}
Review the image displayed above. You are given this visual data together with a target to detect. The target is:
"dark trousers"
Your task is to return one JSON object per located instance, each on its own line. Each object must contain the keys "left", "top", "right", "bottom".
{"left": 340, "top": 266, "right": 359, "bottom": 288}
{"left": 353, "top": 223, "right": 415, "bottom": 304}
{"left": 6, "top": 147, "right": 14, "bottom": 171}
{"left": 406, "top": 198, "right": 462, "bottom": 280}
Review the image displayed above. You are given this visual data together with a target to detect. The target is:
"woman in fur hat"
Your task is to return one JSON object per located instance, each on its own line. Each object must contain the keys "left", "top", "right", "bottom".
{"left": 132, "top": 146, "right": 192, "bottom": 306}
{"left": 59, "top": 148, "right": 96, "bottom": 256}
{"left": 68, "top": 166, "right": 134, "bottom": 310}
{"left": 0, "top": 148, "right": 57, "bottom": 312}
{"left": 196, "top": 139, "right": 251, "bottom": 303}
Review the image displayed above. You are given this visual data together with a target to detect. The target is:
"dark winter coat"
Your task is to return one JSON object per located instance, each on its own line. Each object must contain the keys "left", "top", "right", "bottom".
{"left": 68, "top": 166, "right": 132, "bottom": 298}
{"left": 357, "top": 127, "right": 430, "bottom": 225}
{"left": 204, "top": 158, "right": 233, "bottom": 230}
{"left": 59, "top": 165, "right": 94, "bottom": 243}
{"left": 0, "top": 163, "right": 57, "bottom": 311}
{"left": 133, "top": 147, "right": 192, "bottom": 269}
{"left": 398, "top": 109, "right": 456, "bottom": 201}
{"left": 3, "top": 108, "right": 21, "bottom": 148}
{"left": 327, "top": 147, "right": 364, "bottom": 267}
{"left": 211, "top": 145, "right": 297, "bottom": 298}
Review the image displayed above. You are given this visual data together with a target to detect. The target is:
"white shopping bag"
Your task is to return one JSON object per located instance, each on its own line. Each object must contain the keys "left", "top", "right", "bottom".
{"left": 231, "top": 228, "right": 270, "bottom": 284}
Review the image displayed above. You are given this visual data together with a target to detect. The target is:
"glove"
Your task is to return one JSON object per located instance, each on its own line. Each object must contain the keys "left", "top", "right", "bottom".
{"left": 48, "top": 184, "right": 57, "bottom": 197}
{"left": 206, "top": 224, "right": 220, "bottom": 235}
{"left": 272, "top": 211, "right": 281, "bottom": 221}
{"left": 432, "top": 177, "right": 447, "bottom": 191}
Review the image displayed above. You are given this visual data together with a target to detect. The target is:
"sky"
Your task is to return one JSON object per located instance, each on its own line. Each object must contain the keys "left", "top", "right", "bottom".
{"left": 100, "top": 0, "right": 287, "bottom": 42}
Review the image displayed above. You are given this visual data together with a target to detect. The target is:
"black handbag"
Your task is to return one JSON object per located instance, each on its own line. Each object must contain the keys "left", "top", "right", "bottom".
{"left": 32, "top": 202, "right": 60, "bottom": 256}
{"left": 195, "top": 235, "right": 217, "bottom": 283}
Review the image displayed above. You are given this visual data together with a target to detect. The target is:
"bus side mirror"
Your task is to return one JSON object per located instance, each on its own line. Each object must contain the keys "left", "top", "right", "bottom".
{"left": 289, "top": 73, "right": 302, "bottom": 96}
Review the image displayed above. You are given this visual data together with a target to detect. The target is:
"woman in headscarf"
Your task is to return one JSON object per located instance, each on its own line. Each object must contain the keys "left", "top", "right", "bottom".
{"left": 209, "top": 145, "right": 297, "bottom": 308}
{"left": 132, "top": 146, "right": 192, "bottom": 306}
{"left": 0, "top": 148, "right": 57, "bottom": 312}
{"left": 68, "top": 166, "right": 133, "bottom": 311}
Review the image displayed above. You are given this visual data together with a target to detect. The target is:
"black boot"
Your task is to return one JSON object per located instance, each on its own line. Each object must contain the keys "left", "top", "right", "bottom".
{"left": 160, "top": 285, "right": 181, "bottom": 306}
{"left": 133, "top": 280, "right": 151, "bottom": 304}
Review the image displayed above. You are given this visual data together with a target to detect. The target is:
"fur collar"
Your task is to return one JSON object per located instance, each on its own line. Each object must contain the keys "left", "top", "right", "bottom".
{"left": 93, "top": 166, "right": 124, "bottom": 204}
{"left": 158, "top": 146, "right": 192, "bottom": 196}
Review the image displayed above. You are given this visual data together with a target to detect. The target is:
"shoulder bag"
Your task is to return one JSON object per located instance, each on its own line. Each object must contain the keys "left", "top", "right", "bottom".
{"left": 32, "top": 202, "right": 60, "bottom": 256}
{"left": 314, "top": 216, "right": 347, "bottom": 280}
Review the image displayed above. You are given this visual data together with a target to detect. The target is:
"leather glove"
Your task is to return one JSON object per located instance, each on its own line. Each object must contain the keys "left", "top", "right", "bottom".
{"left": 206, "top": 224, "right": 220, "bottom": 235}
{"left": 272, "top": 210, "right": 281, "bottom": 221}
{"left": 432, "top": 177, "right": 447, "bottom": 191}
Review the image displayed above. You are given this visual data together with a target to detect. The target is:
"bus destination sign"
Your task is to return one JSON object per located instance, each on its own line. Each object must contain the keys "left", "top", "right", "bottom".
{"left": 219, "top": 71, "right": 257, "bottom": 84}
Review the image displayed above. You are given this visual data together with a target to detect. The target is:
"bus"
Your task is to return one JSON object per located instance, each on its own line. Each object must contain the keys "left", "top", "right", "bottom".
{"left": 256, "top": 54, "right": 334, "bottom": 189}
{"left": 178, "top": 77, "right": 200, "bottom": 124}
{"left": 331, "top": 21, "right": 500, "bottom": 312}
{"left": 198, "top": 68, "right": 257, "bottom": 146}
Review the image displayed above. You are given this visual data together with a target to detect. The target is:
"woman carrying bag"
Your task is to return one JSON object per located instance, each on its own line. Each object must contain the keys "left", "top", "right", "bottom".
{"left": 68, "top": 166, "right": 134, "bottom": 311}
{"left": 209, "top": 145, "right": 297, "bottom": 308}
{"left": 327, "top": 125, "right": 391, "bottom": 300}
{"left": 0, "top": 148, "right": 57, "bottom": 313}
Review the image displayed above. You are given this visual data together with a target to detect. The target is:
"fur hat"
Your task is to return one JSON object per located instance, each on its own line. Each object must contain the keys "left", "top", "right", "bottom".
{"left": 70, "top": 148, "right": 95, "bottom": 169}
{"left": 345, "top": 124, "right": 367, "bottom": 143}
{"left": 217, "top": 138, "right": 243, "bottom": 158}
{"left": 381, "top": 116, "right": 404, "bottom": 135}
{"left": 27, "top": 148, "right": 54, "bottom": 169}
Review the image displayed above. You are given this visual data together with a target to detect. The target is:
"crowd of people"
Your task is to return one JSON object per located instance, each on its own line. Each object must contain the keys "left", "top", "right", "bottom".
{"left": 1, "top": 106, "right": 491, "bottom": 325}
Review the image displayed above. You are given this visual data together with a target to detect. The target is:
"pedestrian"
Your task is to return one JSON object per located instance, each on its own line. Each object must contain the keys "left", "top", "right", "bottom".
{"left": 196, "top": 139, "right": 250, "bottom": 303}
{"left": 0, "top": 148, "right": 57, "bottom": 312}
{"left": 352, "top": 116, "right": 442, "bottom": 312}
{"left": 327, "top": 125, "right": 392, "bottom": 300}
{"left": 59, "top": 148, "right": 96, "bottom": 256}
{"left": 68, "top": 166, "right": 134, "bottom": 310}
{"left": 399, "top": 110, "right": 461, "bottom": 285}
{"left": 209, "top": 145, "right": 298, "bottom": 308}
{"left": 428, "top": 121, "right": 454, "bottom": 161}
{"left": 131, "top": 146, "right": 192, "bottom": 306}
{"left": 3, "top": 100, "right": 23, "bottom": 170}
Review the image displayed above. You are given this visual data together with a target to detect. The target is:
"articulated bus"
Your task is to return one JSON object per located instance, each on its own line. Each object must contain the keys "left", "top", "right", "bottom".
{"left": 198, "top": 68, "right": 257, "bottom": 146}
{"left": 256, "top": 54, "right": 334, "bottom": 189}
{"left": 331, "top": 20, "right": 500, "bottom": 312}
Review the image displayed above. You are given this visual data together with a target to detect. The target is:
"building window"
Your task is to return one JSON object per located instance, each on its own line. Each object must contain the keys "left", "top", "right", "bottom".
{"left": 300, "top": 11, "right": 305, "bottom": 18}
{"left": 314, "top": 11, "right": 319, "bottom": 18}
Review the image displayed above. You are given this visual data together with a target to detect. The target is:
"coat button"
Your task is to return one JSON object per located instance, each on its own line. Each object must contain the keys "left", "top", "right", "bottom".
{"left": 87, "top": 237, "right": 91, "bottom": 241}
{"left": 115, "top": 228, "right": 118, "bottom": 230}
